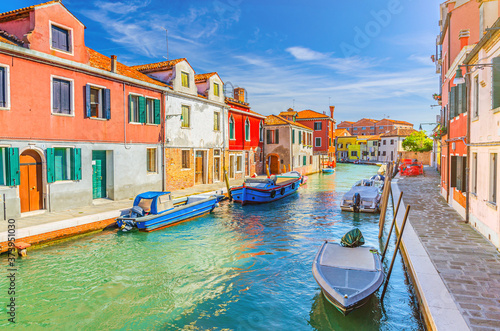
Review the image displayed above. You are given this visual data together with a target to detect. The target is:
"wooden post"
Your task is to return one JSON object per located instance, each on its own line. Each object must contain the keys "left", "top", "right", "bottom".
{"left": 288, "top": 164, "right": 291, "bottom": 172}
{"left": 381, "top": 205, "right": 411, "bottom": 301}
{"left": 283, "top": 164, "right": 287, "bottom": 173}
{"left": 223, "top": 166, "right": 232, "bottom": 201}
{"left": 378, "top": 163, "right": 393, "bottom": 238}
{"left": 382, "top": 191, "right": 403, "bottom": 261}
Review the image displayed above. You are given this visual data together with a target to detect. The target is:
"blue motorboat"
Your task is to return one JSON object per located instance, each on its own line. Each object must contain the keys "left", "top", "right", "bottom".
{"left": 116, "top": 191, "right": 223, "bottom": 232}
{"left": 230, "top": 171, "right": 302, "bottom": 205}
{"left": 322, "top": 167, "right": 335, "bottom": 173}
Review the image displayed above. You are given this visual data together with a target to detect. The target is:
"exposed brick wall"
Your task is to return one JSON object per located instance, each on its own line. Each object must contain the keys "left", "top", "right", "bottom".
{"left": 165, "top": 148, "right": 195, "bottom": 191}
{"left": 0, "top": 218, "right": 116, "bottom": 253}
{"left": 400, "top": 151, "right": 432, "bottom": 165}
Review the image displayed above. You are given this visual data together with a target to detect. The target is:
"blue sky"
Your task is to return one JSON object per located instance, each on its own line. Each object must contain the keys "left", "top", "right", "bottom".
{"left": 7, "top": 0, "right": 441, "bottom": 128}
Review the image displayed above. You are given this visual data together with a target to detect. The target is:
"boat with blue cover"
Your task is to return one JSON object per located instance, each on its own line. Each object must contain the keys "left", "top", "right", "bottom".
{"left": 116, "top": 191, "right": 223, "bottom": 232}
{"left": 322, "top": 167, "right": 335, "bottom": 173}
{"left": 230, "top": 171, "right": 302, "bottom": 205}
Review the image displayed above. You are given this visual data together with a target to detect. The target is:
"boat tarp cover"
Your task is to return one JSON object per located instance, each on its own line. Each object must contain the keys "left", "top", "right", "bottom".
{"left": 340, "top": 228, "right": 365, "bottom": 248}
{"left": 342, "top": 186, "right": 380, "bottom": 200}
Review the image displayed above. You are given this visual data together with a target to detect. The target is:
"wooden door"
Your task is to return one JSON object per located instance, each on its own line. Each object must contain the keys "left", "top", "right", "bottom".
{"left": 270, "top": 155, "right": 280, "bottom": 174}
{"left": 195, "top": 151, "right": 204, "bottom": 184}
{"left": 229, "top": 155, "right": 235, "bottom": 178}
{"left": 20, "top": 150, "right": 43, "bottom": 213}
{"left": 214, "top": 157, "right": 220, "bottom": 181}
{"left": 92, "top": 151, "right": 107, "bottom": 199}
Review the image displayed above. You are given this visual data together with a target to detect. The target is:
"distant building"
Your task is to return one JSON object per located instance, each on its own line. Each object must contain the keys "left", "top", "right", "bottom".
{"left": 338, "top": 118, "right": 413, "bottom": 136}
{"left": 379, "top": 128, "right": 416, "bottom": 162}
{"left": 336, "top": 135, "right": 357, "bottom": 161}
{"left": 263, "top": 115, "right": 317, "bottom": 175}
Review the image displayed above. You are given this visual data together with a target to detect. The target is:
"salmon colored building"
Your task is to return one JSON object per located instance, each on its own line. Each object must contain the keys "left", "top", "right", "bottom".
{"left": 295, "top": 107, "right": 336, "bottom": 162}
{"left": 435, "top": 0, "right": 480, "bottom": 217}
{"left": 337, "top": 118, "right": 413, "bottom": 136}
{"left": 226, "top": 87, "right": 266, "bottom": 178}
{"left": 0, "top": 1, "right": 168, "bottom": 218}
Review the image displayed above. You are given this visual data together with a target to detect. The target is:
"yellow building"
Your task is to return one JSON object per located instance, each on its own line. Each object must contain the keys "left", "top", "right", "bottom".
{"left": 336, "top": 135, "right": 357, "bottom": 161}
{"left": 347, "top": 143, "right": 361, "bottom": 161}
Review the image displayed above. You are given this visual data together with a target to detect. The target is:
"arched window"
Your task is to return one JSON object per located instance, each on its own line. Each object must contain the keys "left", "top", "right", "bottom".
{"left": 259, "top": 121, "right": 264, "bottom": 142}
{"left": 245, "top": 118, "right": 250, "bottom": 141}
{"left": 229, "top": 116, "right": 235, "bottom": 140}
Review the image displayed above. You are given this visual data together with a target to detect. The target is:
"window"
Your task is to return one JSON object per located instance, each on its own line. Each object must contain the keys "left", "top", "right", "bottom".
{"left": 267, "top": 130, "right": 273, "bottom": 144}
{"left": 90, "top": 87, "right": 101, "bottom": 117}
{"left": 472, "top": 153, "right": 477, "bottom": 194}
{"left": 338, "top": 143, "right": 343, "bottom": 149}
{"left": 52, "top": 77, "right": 72, "bottom": 115}
{"left": 379, "top": 126, "right": 383, "bottom": 129}
{"left": 213, "top": 82, "right": 220, "bottom": 97}
{"left": 302, "top": 132, "right": 305, "bottom": 145}
{"left": 315, "top": 137, "right": 321, "bottom": 147}
{"left": 259, "top": 121, "right": 264, "bottom": 142}
{"left": 0, "top": 65, "right": 9, "bottom": 109}
{"left": 473, "top": 75, "right": 479, "bottom": 118}
{"left": 275, "top": 129, "right": 280, "bottom": 144}
{"left": 378, "top": 151, "right": 380, "bottom": 156}
{"left": 451, "top": 156, "right": 467, "bottom": 192}
{"left": 229, "top": 116, "right": 235, "bottom": 139}
{"left": 382, "top": 151, "right": 386, "bottom": 156}
{"left": 490, "top": 153, "right": 497, "bottom": 204}
{"left": 147, "top": 148, "right": 157, "bottom": 173}
{"left": 303, "top": 155, "right": 307, "bottom": 165}
{"left": 371, "top": 151, "right": 375, "bottom": 156}
{"left": 214, "top": 112, "right": 220, "bottom": 131}
{"left": 353, "top": 127, "right": 358, "bottom": 130}
{"left": 329, "top": 138, "right": 332, "bottom": 146}
{"left": 383, "top": 140, "right": 387, "bottom": 145}
{"left": 51, "top": 25, "right": 70, "bottom": 52}
{"left": 390, "top": 139, "right": 394, "bottom": 145}
{"left": 182, "top": 150, "right": 190, "bottom": 169}
{"left": 236, "top": 155, "right": 242, "bottom": 172}
{"left": 181, "top": 105, "right": 190, "bottom": 128}
{"left": 181, "top": 72, "right": 189, "bottom": 88}
{"left": 292, "top": 129, "right": 295, "bottom": 144}
{"left": 298, "top": 131, "right": 302, "bottom": 144}
{"left": 351, "top": 151, "right": 357, "bottom": 157}
{"left": 492, "top": 57, "right": 500, "bottom": 110}
{"left": 146, "top": 98, "right": 156, "bottom": 124}
{"left": 362, "top": 127, "right": 366, "bottom": 130}
{"left": 314, "top": 122, "right": 322, "bottom": 130}
{"left": 245, "top": 118, "right": 250, "bottom": 141}
{"left": 129, "top": 95, "right": 140, "bottom": 123}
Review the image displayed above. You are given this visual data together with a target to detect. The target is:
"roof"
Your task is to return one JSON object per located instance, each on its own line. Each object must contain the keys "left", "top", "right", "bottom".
{"left": 131, "top": 58, "right": 186, "bottom": 72}
{"left": 367, "top": 135, "right": 381, "bottom": 140}
{"left": 296, "top": 109, "right": 329, "bottom": 119}
{"left": 136, "top": 191, "right": 170, "bottom": 199}
{"left": 337, "top": 121, "right": 354, "bottom": 126}
{"left": 380, "top": 128, "right": 417, "bottom": 137}
{"left": 226, "top": 96, "right": 249, "bottom": 108}
{"left": 334, "top": 128, "right": 351, "bottom": 137}
{"left": 354, "top": 118, "right": 377, "bottom": 124}
{"left": 195, "top": 72, "right": 217, "bottom": 82}
{"left": 265, "top": 115, "right": 312, "bottom": 130}
{"left": 87, "top": 48, "right": 170, "bottom": 88}
{"left": 0, "top": 31, "right": 24, "bottom": 46}
{"left": 279, "top": 110, "right": 298, "bottom": 117}
{"left": 0, "top": 1, "right": 85, "bottom": 27}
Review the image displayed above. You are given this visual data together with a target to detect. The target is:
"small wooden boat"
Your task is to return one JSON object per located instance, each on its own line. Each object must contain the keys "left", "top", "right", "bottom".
{"left": 230, "top": 171, "right": 302, "bottom": 205}
{"left": 312, "top": 241, "right": 384, "bottom": 315}
{"left": 116, "top": 191, "right": 222, "bottom": 232}
{"left": 322, "top": 167, "right": 335, "bottom": 173}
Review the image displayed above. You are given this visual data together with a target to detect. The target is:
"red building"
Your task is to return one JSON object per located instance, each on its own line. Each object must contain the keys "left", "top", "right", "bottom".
{"left": 226, "top": 88, "right": 265, "bottom": 178}
{"left": 337, "top": 118, "right": 413, "bottom": 135}
{"left": 435, "top": 0, "right": 480, "bottom": 216}
{"left": 0, "top": 1, "right": 167, "bottom": 218}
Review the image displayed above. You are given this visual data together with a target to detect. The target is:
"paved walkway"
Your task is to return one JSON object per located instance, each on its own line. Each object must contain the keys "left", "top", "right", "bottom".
{"left": 0, "top": 178, "right": 241, "bottom": 233}
{"left": 397, "top": 167, "right": 500, "bottom": 331}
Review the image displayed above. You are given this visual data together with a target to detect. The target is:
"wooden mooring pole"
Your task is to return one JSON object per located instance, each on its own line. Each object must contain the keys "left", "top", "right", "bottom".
{"left": 381, "top": 191, "right": 403, "bottom": 261}
{"left": 223, "top": 166, "right": 232, "bottom": 201}
{"left": 378, "top": 162, "right": 393, "bottom": 238}
{"left": 380, "top": 204, "right": 411, "bottom": 301}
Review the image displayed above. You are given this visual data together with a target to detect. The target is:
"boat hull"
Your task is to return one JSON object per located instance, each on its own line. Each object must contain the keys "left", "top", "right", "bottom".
{"left": 322, "top": 168, "right": 335, "bottom": 173}
{"left": 117, "top": 196, "right": 219, "bottom": 232}
{"left": 340, "top": 205, "right": 379, "bottom": 213}
{"left": 231, "top": 178, "right": 301, "bottom": 205}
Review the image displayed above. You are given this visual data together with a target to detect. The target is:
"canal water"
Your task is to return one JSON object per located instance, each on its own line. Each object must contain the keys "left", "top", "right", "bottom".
{"left": 1, "top": 163, "right": 423, "bottom": 330}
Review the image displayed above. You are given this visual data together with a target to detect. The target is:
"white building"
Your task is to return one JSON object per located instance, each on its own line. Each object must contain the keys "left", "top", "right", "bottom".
{"left": 379, "top": 128, "right": 416, "bottom": 162}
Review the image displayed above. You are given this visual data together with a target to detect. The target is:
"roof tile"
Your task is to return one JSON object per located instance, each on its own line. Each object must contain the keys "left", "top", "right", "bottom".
{"left": 131, "top": 58, "right": 186, "bottom": 72}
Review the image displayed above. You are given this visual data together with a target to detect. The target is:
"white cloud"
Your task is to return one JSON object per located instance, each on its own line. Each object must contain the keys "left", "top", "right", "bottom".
{"left": 286, "top": 46, "right": 329, "bottom": 61}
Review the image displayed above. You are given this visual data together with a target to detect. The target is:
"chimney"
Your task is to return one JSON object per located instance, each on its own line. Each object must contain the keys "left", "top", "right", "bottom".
{"left": 329, "top": 106, "right": 335, "bottom": 119}
{"left": 111, "top": 55, "right": 117, "bottom": 73}
{"left": 459, "top": 30, "right": 470, "bottom": 50}
{"left": 234, "top": 87, "right": 245, "bottom": 102}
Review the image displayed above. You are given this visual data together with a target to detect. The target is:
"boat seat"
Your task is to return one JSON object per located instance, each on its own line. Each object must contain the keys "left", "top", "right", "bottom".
{"left": 319, "top": 243, "right": 376, "bottom": 271}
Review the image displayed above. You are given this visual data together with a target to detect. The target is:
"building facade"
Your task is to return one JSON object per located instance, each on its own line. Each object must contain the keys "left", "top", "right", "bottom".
{"left": 263, "top": 115, "right": 317, "bottom": 175}
{"left": 336, "top": 135, "right": 357, "bottom": 161}
{"left": 379, "top": 129, "right": 416, "bottom": 162}
{"left": 0, "top": 2, "right": 167, "bottom": 218}
{"left": 131, "top": 60, "right": 228, "bottom": 191}
{"left": 226, "top": 87, "right": 266, "bottom": 179}
{"left": 337, "top": 118, "right": 413, "bottom": 136}
{"left": 461, "top": 2, "right": 500, "bottom": 248}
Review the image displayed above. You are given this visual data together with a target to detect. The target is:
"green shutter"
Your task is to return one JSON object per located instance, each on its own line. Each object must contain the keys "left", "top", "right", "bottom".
{"left": 154, "top": 99, "right": 161, "bottom": 125}
{"left": 54, "top": 148, "right": 67, "bottom": 181}
{"left": 292, "top": 129, "right": 295, "bottom": 144}
{"left": 71, "top": 148, "right": 82, "bottom": 181}
{"left": 139, "top": 96, "right": 146, "bottom": 123}
{"left": 275, "top": 128, "right": 279, "bottom": 144}
{"left": 450, "top": 86, "right": 457, "bottom": 118}
{"left": 303, "top": 155, "right": 306, "bottom": 166}
{"left": 46, "top": 148, "right": 55, "bottom": 183}
{"left": 299, "top": 131, "right": 302, "bottom": 144}
{"left": 492, "top": 57, "right": 500, "bottom": 109}
{"left": 450, "top": 156, "right": 457, "bottom": 188}
{"left": 457, "top": 83, "right": 467, "bottom": 115}
{"left": 6, "top": 147, "right": 20, "bottom": 186}
{"left": 230, "top": 121, "right": 234, "bottom": 139}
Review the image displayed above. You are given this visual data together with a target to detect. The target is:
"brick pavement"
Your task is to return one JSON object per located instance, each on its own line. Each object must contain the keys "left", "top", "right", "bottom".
{"left": 397, "top": 167, "right": 500, "bottom": 330}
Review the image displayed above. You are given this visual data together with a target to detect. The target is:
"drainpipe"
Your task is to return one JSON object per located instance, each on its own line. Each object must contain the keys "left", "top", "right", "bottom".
{"left": 222, "top": 104, "right": 227, "bottom": 181}
{"left": 123, "top": 83, "right": 131, "bottom": 150}
{"left": 465, "top": 68, "right": 471, "bottom": 223}
{"left": 161, "top": 91, "right": 166, "bottom": 192}
{"left": 290, "top": 125, "right": 293, "bottom": 171}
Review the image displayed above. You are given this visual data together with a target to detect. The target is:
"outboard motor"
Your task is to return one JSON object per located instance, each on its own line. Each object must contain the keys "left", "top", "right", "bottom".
{"left": 120, "top": 219, "right": 136, "bottom": 232}
{"left": 352, "top": 192, "right": 361, "bottom": 212}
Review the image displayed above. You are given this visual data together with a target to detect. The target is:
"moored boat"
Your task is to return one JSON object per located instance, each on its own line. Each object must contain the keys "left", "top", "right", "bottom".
{"left": 340, "top": 184, "right": 381, "bottom": 213}
{"left": 230, "top": 171, "right": 302, "bottom": 205}
{"left": 116, "top": 191, "right": 223, "bottom": 232}
{"left": 312, "top": 241, "right": 384, "bottom": 315}
{"left": 322, "top": 167, "right": 335, "bottom": 173}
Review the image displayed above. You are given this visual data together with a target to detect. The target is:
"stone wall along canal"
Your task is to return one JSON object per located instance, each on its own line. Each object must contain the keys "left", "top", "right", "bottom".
{"left": 0, "top": 163, "right": 424, "bottom": 330}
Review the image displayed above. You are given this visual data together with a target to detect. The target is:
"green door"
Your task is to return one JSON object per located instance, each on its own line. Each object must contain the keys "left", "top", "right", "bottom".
{"left": 92, "top": 151, "right": 106, "bottom": 199}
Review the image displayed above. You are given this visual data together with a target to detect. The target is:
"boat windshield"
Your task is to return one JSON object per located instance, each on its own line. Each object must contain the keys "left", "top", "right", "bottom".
{"left": 137, "top": 198, "right": 154, "bottom": 213}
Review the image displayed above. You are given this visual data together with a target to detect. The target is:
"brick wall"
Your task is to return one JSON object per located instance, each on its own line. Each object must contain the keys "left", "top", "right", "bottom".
{"left": 0, "top": 218, "right": 116, "bottom": 253}
{"left": 400, "top": 151, "right": 432, "bottom": 165}
{"left": 165, "top": 148, "right": 195, "bottom": 190}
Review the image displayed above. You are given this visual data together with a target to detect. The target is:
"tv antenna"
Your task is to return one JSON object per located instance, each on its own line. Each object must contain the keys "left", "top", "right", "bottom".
{"left": 161, "top": 27, "right": 169, "bottom": 61}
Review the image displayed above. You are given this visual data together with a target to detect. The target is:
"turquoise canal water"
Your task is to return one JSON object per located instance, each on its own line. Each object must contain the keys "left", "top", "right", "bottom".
{"left": 1, "top": 163, "right": 423, "bottom": 330}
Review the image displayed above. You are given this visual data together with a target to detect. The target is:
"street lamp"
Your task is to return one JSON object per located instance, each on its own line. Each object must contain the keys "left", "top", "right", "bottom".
{"left": 453, "top": 63, "right": 494, "bottom": 85}
{"left": 453, "top": 68, "right": 465, "bottom": 85}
